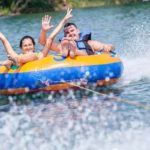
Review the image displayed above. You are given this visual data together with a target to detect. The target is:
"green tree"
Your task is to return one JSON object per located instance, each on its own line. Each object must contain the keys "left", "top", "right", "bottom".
{"left": 0, "top": 0, "right": 147, "bottom": 15}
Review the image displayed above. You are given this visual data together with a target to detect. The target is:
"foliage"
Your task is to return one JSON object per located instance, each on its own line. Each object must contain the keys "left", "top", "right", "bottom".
{"left": 0, "top": 7, "right": 10, "bottom": 15}
{"left": 0, "top": 0, "right": 147, "bottom": 15}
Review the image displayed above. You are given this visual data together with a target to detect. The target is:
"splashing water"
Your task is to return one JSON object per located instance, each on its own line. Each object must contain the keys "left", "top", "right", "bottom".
{"left": 121, "top": 56, "right": 150, "bottom": 85}
{"left": 0, "top": 3, "right": 150, "bottom": 150}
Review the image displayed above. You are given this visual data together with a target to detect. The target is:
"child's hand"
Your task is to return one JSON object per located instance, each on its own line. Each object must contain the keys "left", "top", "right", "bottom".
{"left": 64, "top": 8, "right": 73, "bottom": 22}
{"left": 103, "top": 44, "right": 115, "bottom": 52}
{"left": 42, "top": 15, "right": 54, "bottom": 32}
{"left": 0, "top": 32, "right": 5, "bottom": 41}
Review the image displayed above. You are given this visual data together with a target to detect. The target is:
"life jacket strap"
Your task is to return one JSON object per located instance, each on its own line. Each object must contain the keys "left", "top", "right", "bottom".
{"left": 83, "top": 41, "right": 94, "bottom": 55}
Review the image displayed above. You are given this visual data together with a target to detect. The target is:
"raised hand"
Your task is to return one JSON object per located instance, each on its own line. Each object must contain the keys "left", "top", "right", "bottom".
{"left": 0, "top": 32, "right": 5, "bottom": 41}
{"left": 42, "top": 15, "right": 54, "bottom": 32}
{"left": 64, "top": 8, "right": 73, "bottom": 22}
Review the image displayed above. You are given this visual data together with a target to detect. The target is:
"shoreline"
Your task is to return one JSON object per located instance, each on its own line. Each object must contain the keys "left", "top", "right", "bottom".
{"left": 0, "top": 1, "right": 149, "bottom": 17}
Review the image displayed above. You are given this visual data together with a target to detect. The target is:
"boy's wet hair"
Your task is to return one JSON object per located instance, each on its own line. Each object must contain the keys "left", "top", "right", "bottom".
{"left": 19, "top": 35, "right": 35, "bottom": 48}
{"left": 64, "top": 22, "right": 77, "bottom": 28}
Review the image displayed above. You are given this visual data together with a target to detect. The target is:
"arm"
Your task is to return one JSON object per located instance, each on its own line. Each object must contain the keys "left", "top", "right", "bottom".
{"left": 39, "top": 15, "right": 53, "bottom": 45}
{"left": 88, "top": 40, "right": 115, "bottom": 53}
{"left": 48, "top": 8, "right": 72, "bottom": 40}
{"left": 0, "top": 32, "right": 18, "bottom": 57}
{"left": 76, "top": 50, "right": 88, "bottom": 56}
{"left": 41, "top": 8, "right": 73, "bottom": 57}
{"left": 17, "top": 53, "right": 38, "bottom": 64}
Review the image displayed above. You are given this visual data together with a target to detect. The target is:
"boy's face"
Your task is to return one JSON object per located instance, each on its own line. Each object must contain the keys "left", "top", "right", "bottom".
{"left": 64, "top": 25, "right": 80, "bottom": 40}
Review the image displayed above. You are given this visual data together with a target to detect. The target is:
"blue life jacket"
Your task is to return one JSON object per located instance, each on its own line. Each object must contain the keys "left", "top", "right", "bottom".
{"left": 76, "top": 31, "right": 94, "bottom": 55}
{"left": 76, "top": 31, "right": 91, "bottom": 49}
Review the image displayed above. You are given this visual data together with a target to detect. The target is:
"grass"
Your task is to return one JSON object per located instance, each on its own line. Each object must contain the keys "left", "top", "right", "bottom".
{"left": 0, "top": 7, "right": 10, "bottom": 16}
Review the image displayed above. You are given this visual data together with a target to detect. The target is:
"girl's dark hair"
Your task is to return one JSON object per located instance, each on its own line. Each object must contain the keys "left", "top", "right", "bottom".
{"left": 19, "top": 35, "right": 35, "bottom": 48}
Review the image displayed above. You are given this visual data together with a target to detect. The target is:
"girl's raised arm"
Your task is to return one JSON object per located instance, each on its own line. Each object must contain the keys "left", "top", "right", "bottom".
{"left": 41, "top": 8, "right": 73, "bottom": 57}
{"left": 0, "top": 32, "right": 18, "bottom": 58}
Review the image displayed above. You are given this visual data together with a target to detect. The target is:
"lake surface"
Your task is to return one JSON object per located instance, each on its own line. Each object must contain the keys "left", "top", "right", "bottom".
{"left": 0, "top": 3, "right": 150, "bottom": 150}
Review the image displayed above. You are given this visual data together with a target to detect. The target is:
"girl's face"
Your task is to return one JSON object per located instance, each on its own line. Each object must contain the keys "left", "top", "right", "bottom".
{"left": 21, "top": 38, "right": 35, "bottom": 53}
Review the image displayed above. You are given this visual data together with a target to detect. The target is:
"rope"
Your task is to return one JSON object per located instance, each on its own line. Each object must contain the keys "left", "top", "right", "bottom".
{"left": 68, "top": 82, "right": 150, "bottom": 110}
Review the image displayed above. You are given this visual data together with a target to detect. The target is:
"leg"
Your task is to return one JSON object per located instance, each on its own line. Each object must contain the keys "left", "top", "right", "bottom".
{"left": 60, "top": 39, "right": 70, "bottom": 57}
{"left": 60, "top": 39, "right": 77, "bottom": 58}
{"left": 68, "top": 40, "right": 77, "bottom": 58}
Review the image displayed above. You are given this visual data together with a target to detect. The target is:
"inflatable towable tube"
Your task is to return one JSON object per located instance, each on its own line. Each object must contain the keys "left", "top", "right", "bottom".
{"left": 0, "top": 53, "right": 123, "bottom": 95}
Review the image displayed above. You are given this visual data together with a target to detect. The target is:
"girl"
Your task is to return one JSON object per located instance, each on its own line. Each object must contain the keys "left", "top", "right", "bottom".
{"left": 0, "top": 8, "right": 72, "bottom": 69}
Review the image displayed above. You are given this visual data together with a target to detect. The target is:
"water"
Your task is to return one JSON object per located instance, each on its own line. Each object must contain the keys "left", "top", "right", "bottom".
{"left": 0, "top": 3, "right": 150, "bottom": 150}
